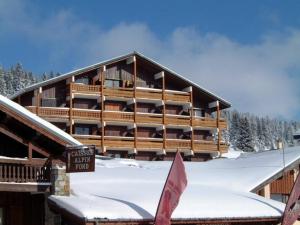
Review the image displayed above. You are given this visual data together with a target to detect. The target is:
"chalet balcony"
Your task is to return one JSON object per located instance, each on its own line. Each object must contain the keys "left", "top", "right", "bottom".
{"left": 136, "top": 88, "right": 162, "bottom": 100}
{"left": 136, "top": 138, "right": 163, "bottom": 149}
{"left": 164, "top": 90, "right": 191, "bottom": 103}
{"left": 136, "top": 88, "right": 191, "bottom": 103}
{"left": 72, "top": 108, "right": 101, "bottom": 121}
{"left": 26, "top": 106, "right": 69, "bottom": 118}
{"left": 70, "top": 83, "right": 101, "bottom": 94}
{"left": 103, "top": 87, "right": 134, "bottom": 99}
{"left": 74, "top": 135, "right": 101, "bottom": 147}
{"left": 165, "top": 115, "right": 190, "bottom": 126}
{"left": 136, "top": 113, "right": 163, "bottom": 124}
{"left": 104, "top": 136, "right": 135, "bottom": 149}
{"left": 192, "top": 117, "right": 227, "bottom": 129}
{"left": 0, "top": 157, "right": 51, "bottom": 191}
{"left": 103, "top": 111, "right": 134, "bottom": 123}
{"left": 165, "top": 139, "right": 191, "bottom": 150}
{"left": 193, "top": 140, "right": 228, "bottom": 153}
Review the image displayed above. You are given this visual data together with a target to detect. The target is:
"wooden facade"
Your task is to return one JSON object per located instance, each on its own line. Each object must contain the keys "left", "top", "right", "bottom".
{"left": 0, "top": 96, "right": 77, "bottom": 225}
{"left": 13, "top": 53, "right": 231, "bottom": 160}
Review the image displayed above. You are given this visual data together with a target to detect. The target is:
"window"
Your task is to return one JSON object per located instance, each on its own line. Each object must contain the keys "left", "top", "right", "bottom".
{"left": 75, "top": 126, "right": 90, "bottom": 135}
{"left": 0, "top": 208, "right": 4, "bottom": 225}
{"left": 105, "top": 79, "right": 121, "bottom": 88}
{"left": 75, "top": 77, "right": 90, "bottom": 85}
{"left": 194, "top": 108, "right": 205, "bottom": 117}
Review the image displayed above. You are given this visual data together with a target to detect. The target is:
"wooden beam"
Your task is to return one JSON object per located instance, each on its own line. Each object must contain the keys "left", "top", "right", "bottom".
{"left": 216, "top": 100, "right": 221, "bottom": 157}
{"left": 162, "top": 73, "right": 166, "bottom": 151}
{"left": 154, "top": 71, "right": 164, "bottom": 80}
{"left": 0, "top": 124, "right": 51, "bottom": 158}
{"left": 101, "top": 66, "right": 106, "bottom": 154}
{"left": 30, "top": 142, "right": 51, "bottom": 158}
{"left": 0, "top": 125, "right": 28, "bottom": 146}
{"left": 28, "top": 142, "right": 33, "bottom": 160}
{"left": 0, "top": 183, "right": 50, "bottom": 192}
{"left": 133, "top": 57, "right": 137, "bottom": 152}
{"left": 190, "top": 87, "right": 194, "bottom": 151}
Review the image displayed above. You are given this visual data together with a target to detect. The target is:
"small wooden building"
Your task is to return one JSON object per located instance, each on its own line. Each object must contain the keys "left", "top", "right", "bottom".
{"left": 0, "top": 95, "right": 80, "bottom": 225}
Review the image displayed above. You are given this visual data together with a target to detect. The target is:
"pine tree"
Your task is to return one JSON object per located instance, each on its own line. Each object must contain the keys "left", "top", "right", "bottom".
{"left": 236, "top": 116, "right": 254, "bottom": 152}
{"left": 0, "top": 66, "right": 7, "bottom": 95}
{"left": 229, "top": 110, "right": 240, "bottom": 149}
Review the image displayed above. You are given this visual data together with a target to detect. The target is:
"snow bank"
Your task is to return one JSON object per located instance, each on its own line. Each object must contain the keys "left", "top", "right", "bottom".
{"left": 49, "top": 146, "right": 300, "bottom": 220}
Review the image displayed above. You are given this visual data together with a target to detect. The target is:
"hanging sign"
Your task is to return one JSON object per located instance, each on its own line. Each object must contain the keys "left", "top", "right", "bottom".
{"left": 66, "top": 145, "right": 96, "bottom": 173}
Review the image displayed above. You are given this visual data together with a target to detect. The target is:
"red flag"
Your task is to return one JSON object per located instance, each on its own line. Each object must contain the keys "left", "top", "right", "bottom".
{"left": 282, "top": 172, "right": 300, "bottom": 225}
{"left": 154, "top": 150, "right": 188, "bottom": 225}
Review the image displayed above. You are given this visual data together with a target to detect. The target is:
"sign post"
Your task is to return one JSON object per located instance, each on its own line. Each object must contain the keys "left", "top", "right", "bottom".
{"left": 66, "top": 145, "right": 96, "bottom": 173}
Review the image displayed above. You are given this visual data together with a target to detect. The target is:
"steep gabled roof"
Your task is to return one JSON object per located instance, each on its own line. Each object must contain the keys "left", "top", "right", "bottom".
{"left": 0, "top": 95, "right": 81, "bottom": 146}
{"left": 10, "top": 52, "right": 231, "bottom": 108}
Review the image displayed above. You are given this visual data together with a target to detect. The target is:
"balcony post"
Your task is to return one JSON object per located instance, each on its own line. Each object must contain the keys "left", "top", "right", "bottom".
{"left": 69, "top": 77, "right": 73, "bottom": 135}
{"left": 101, "top": 66, "right": 106, "bottom": 154}
{"left": 216, "top": 100, "right": 221, "bottom": 156}
{"left": 133, "top": 56, "right": 137, "bottom": 153}
{"left": 28, "top": 142, "right": 33, "bottom": 161}
{"left": 35, "top": 87, "right": 42, "bottom": 116}
{"left": 162, "top": 72, "right": 166, "bottom": 151}
{"left": 190, "top": 88, "right": 194, "bottom": 151}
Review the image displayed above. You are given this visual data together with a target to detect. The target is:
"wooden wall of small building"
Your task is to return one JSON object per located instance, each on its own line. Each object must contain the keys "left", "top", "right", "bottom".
{"left": 0, "top": 192, "right": 45, "bottom": 225}
{"left": 270, "top": 170, "right": 295, "bottom": 195}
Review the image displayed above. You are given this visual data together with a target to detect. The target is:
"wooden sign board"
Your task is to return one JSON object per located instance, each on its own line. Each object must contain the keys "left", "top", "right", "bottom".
{"left": 66, "top": 145, "right": 96, "bottom": 173}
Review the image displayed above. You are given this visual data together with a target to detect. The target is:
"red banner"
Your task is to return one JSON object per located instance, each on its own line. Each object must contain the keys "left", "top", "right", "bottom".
{"left": 154, "top": 151, "right": 188, "bottom": 225}
{"left": 282, "top": 172, "right": 300, "bottom": 225}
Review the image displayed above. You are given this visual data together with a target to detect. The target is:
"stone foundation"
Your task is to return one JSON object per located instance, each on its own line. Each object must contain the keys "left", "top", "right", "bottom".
{"left": 51, "top": 164, "right": 70, "bottom": 196}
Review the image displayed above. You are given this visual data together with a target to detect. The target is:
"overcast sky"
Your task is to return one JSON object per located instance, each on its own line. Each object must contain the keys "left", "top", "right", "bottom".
{"left": 0, "top": 0, "right": 300, "bottom": 119}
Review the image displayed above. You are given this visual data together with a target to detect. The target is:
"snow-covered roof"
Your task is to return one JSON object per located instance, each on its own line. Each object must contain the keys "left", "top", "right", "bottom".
{"left": 0, "top": 95, "right": 81, "bottom": 146}
{"left": 49, "top": 146, "right": 300, "bottom": 222}
{"left": 9, "top": 52, "right": 231, "bottom": 108}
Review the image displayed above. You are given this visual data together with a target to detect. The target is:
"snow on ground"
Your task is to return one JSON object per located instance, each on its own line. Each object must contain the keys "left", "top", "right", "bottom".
{"left": 221, "top": 146, "right": 243, "bottom": 158}
{"left": 49, "top": 146, "right": 300, "bottom": 221}
{"left": 0, "top": 95, "right": 81, "bottom": 146}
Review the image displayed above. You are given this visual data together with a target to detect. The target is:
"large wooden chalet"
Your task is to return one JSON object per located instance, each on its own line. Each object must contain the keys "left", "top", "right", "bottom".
{"left": 11, "top": 52, "right": 231, "bottom": 161}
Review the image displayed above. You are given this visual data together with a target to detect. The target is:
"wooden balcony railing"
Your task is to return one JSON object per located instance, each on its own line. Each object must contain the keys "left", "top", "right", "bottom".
{"left": 26, "top": 106, "right": 37, "bottom": 114}
{"left": 193, "top": 117, "right": 227, "bottom": 129}
{"left": 0, "top": 158, "right": 50, "bottom": 183}
{"left": 136, "top": 113, "right": 163, "bottom": 124}
{"left": 165, "top": 115, "right": 190, "bottom": 126}
{"left": 71, "top": 83, "right": 101, "bottom": 93}
{"left": 165, "top": 139, "right": 191, "bottom": 149}
{"left": 26, "top": 106, "right": 69, "bottom": 118}
{"left": 104, "top": 137, "right": 135, "bottom": 148}
{"left": 193, "top": 140, "right": 228, "bottom": 153}
{"left": 136, "top": 89, "right": 162, "bottom": 100}
{"left": 103, "top": 87, "right": 134, "bottom": 98}
{"left": 136, "top": 138, "right": 163, "bottom": 149}
{"left": 103, "top": 111, "right": 134, "bottom": 122}
{"left": 72, "top": 109, "right": 101, "bottom": 120}
{"left": 74, "top": 135, "right": 101, "bottom": 147}
{"left": 165, "top": 91, "right": 191, "bottom": 102}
